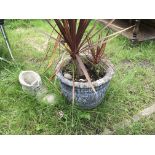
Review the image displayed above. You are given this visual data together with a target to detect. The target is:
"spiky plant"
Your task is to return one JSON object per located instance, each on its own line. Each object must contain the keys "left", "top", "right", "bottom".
{"left": 46, "top": 19, "right": 135, "bottom": 92}
{"left": 47, "top": 19, "right": 96, "bottom": 91}
{"left": 87, "top": 31, "right": 109, "bottom": 64}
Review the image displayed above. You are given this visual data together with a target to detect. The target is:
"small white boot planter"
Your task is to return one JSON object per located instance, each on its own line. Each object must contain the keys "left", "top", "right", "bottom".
{"left": 19, "top": 70, "right": 55, "bottom": 105}
{"left": 19, "top": 70, "right": 42, "bottom": 95}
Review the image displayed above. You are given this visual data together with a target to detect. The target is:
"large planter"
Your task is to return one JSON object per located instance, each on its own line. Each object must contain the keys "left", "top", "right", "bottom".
{"left": 56, "top": 56, "right": 114, "bottom": 109}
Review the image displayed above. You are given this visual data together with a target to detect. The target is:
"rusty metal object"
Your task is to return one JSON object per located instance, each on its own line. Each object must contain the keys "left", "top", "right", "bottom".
{"left": 98, "top": 19, "right": 155, "bottom": 43}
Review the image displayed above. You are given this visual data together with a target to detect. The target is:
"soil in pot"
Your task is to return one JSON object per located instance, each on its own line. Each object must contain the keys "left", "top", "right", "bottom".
{"left": 62, "top": 58, "right": 107, "bottom": 82}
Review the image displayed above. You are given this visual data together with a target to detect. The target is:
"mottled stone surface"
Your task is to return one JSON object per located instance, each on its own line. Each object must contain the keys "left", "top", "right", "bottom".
{"left": 60, "top": 80, "right": 110, "bottom": 109}
{"left": 139, "top": 104, "right": 155, "bottom": 116}
{"left": 64, "top": 73, "right": 72, "bottom": 80}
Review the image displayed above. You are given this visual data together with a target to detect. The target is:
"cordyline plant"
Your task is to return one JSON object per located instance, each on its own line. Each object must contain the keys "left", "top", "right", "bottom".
{"left": 46, "top": 19, "right": 135, "bottom": 92}
{"left": 46, "top": 19, "right": 96, "bottom": 91}
{"left": 87, "top": 31, "right": 109, "bottom": 64}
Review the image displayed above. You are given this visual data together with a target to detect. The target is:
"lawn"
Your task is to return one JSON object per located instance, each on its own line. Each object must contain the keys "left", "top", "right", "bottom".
{"left": 0, "top": 19, "right": 155, "bottom": 134}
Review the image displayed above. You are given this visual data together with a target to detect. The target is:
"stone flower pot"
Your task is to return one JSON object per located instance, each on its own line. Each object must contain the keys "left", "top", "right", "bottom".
{"left": 56, "top": 56, "right": 114, "bottom": 109}
{"left": 19, "top": 70, "right": 42, "bottom": 95}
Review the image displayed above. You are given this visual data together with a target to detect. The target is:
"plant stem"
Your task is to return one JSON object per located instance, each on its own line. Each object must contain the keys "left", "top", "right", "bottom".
{"left": 72, "top": 59, "right": 84, "bottom": 77}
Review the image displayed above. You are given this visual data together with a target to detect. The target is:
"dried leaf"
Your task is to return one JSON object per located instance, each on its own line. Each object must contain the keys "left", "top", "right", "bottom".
{"left": 80, "top": 25, "right": 135, "bottom": 53}
{"left": 46, "top": 35, "right": 61, "bottom": 69}
{"left": 76, "top": 54, "right": 96, "bottom": 93}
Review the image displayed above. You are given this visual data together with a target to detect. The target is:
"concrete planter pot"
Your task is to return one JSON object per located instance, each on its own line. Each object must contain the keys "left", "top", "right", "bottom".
{"left": 56, "top": 56, "right": 114, "bottom": 109}
{"left": 19, "top": 70, "right": 42, "bottom": 95}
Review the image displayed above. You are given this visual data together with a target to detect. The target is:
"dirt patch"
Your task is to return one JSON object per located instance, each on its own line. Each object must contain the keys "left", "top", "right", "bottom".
{"left": 24, "top": 37, "right": 49, "bottom": 52}
{"left": 121, "top": 59, "right": 133, "bottom": 68}
{"left": 16, "top": 28, "right": 50, "bottom": 52}
{"left": 15, "top": 28, "right": 26, "bottom": 33}
{"left": 121, "top": 59, "right": 154, "bottom": 69}
{"left": 138, "top": 60, "right": 154, "bottom": 68}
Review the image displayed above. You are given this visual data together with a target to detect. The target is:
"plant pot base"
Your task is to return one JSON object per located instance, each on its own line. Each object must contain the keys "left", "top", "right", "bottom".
{"left": 60, "top": 81, "right": 110, "bottom": 109}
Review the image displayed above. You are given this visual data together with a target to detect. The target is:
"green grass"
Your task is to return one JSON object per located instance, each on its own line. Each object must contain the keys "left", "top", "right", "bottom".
{"left": 0, "top": 19, "right": 155, "bottom": 134}
{"left": 115, "top": 114, "right": 155, "bottom": 134}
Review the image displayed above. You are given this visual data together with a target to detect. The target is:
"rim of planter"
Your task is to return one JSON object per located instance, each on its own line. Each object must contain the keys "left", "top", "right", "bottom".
{"left": 56, "top": 55, "right": 115, "bottom": 88}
